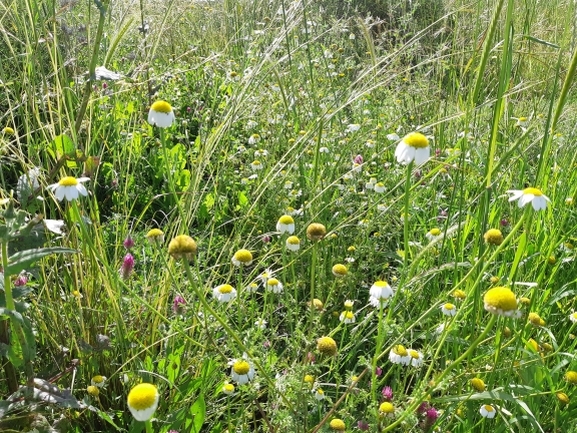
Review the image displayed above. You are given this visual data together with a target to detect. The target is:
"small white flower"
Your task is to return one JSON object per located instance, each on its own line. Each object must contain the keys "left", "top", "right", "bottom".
{"left": 212, "top": 284, "right": 237, "bottom": 302}
{"left": 369, "top": 281, "right": 394, "bottom": 304}
{"left": 507, "top": 188, "right": 550, "bottom": 211}
{"left": 480, "top": 404, "right": 496, "bottom": 419}
{"left": 48, "top": 176, "right": 90, "bottom": 201}
{"left": 276, "top": 215, "right": 295, "bottom": 234}
{"left": 407, "top": 349, "right": 424, "bottom": 367}
{"left": 441, "top": 303, "right": 457, "bottom": 317}
{"left": 394, "top": 132, "right": 430, "bottom": 165}
{"left": 285, "top": 236, "right": 300, "bottom": 251}
{"left": 254, "top": 318, "right": 267, "bottom": 330}
{"left": 230, "top": 357, "right": 255, "bottom": 385}
{"left": 339, "top": 310, "right": 356, "bottom": 323}
{"left": 389, "top": 345, "right": 411, "bottom": 365}
{"left": 148, "top": 101, "right": 175, "bottom": 128}
{"left": 266, "top": 278, "right": 283, "bottom": 293}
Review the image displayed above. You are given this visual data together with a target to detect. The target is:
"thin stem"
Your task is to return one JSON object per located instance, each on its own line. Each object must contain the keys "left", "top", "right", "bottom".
{"left": 403, "top": 162, "right": 413, "bottom": 270}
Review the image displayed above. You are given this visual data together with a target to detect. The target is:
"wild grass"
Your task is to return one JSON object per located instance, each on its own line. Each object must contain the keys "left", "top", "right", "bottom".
{"left": 2, "top": 0, "right": 577, "bottom": 431}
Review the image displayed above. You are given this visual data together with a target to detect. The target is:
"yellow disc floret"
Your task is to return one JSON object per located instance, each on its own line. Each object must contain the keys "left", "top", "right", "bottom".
{"left": 168, "top": 235, "right": 197, "bottom": 260}
{"left": 232, "top": 360, "right": 250, "bottom": 375}
{"left": 150, "top": 100, "right": 173, "bottom": 114}
{"left": 402, "top": 132, "right": 429, "bottom": 148}
{"left": 522, "top": 187, "right": 543, "bottom": 196}
{"left": 483, "top": 286, "right": 519, "bottom": 317}
{"left": 59, "top": 176, "right": 79, "bottom": 186}
{"left": 317, "top": 336, "right": 337, "bottom": 356}
{"left": 127, "top": 383, "right": 158, "bottom": 411}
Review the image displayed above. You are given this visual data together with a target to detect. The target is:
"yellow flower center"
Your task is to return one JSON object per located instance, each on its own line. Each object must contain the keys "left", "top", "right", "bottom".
{"left": 218, "top": 284, "right": 233, "bottom": 294}
{"left": 233, "top": 360, "right": 250, "bottom": 375}
{"left": 304, "top": 374, "right": 315, "bottom": 384}
{"left": 444, "top": 303, "right": 455, "bottom": 310}
{"left": 470, "top": 378, "right": 485, "bottom": 392}
{"left": 522, "top": 187, "right": 542, "bottom": 196}
{"left": 168, "top": 235, "right": 198, "bottom": 257}
{"left": 312, "top": 298, "right": 324, "bottom": 309}
{"left": 278, "top": 215, "right": 294, "bottom": 224}
{"left": 452, "top": 289, "right": 466, "bottom": 299}
{"left": 408, "top": 349, "right": 420, "bottom": 359}
{"left": 379, "top": 402, "right": 394, "bottom": 413}
{"left": 87, "top": 385, "right": 99, "bottom": 396}
{"left": 267, "top": 278, "right": 279, "bottom": 286}
{"left": 332, "top": 264, "right": 347, "bottom": 276}
{"left": 483, "top": 405, "right": 494, "bottom": 413}
{"left": 92, "top": 375, "right": 104, "bottom": 384}
{"left": 403, "top": 132, "right": 429, "bottom": 148}
{"left": 286, "top": 236, "right": 300, "bottom": 245}
{"left": 127, "top": 383, "right": 158, "bottom": 411}
{"left": 429, "top": 228, "right": 441, "bottom": 236}
{"left": 483, "top": 287, "right": 517, "bottom": 311}
{"left": 342, "top": 311, "right": 354, "bottom": 320}
{"left": 393, "top": 344, "right": 408, "bottom": 356}
{"left": 146, "top": 228, "right": 164, "bottom": 238}
{"left": 234, "top": 249, "right": 253, "bottom": 262}
{"left": 374, "top": 280, "right": 389, "bottom": 288}
{"left": 223, "top": 383, "right": 235, "bottom": 393}
{"left": 59, "top": 176, "right": 79, "bottom": 186}
{"left": 329, "top": 419, "right": 346, "bottom": 431}
{"left": 150, "top": 100, "right": 173, "bottom": 113}
{"left": 344, "top": 300, "right": 354, "bottom": 309}
{"left": 317, "top": 336, "right": 337, "bottom": 356}
{"left": 306, "top": 223, "right": 327, "bottom": 240}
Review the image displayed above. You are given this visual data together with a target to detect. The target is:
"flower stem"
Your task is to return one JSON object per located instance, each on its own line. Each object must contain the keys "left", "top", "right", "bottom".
{"left": 403, "top": 162, "right": 413, "bottom": 270}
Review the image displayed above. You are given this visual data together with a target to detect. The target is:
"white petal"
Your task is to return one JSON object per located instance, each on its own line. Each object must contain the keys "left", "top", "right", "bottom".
{"left": 518, "top": 194, "right": 534, "bottom": 208}
{"left": 64, "top": 187, "right": 79, "bottom": 201}
{"left": 54, "top": 187, "right": 65, "bottom": 201}
{"left": 414, "top": 147, "right": 430, "bottom": 165}
{"left": 76, "top": 184, "right": 88, "bottom": 197}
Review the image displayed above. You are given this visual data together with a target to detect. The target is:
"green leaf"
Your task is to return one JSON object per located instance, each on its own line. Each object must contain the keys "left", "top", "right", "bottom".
{"left": 48, "top": 134, "right": 77, "bottom": 164}
{"left": 190, "top": 395, "right": 205, "bottom": 433}
{"left": 523, "top": 35, "right": 560, "bottom": 49}
{"left": 7, "top": 247, "right": 77, "bottom": 276}
{"left": 0, "top": 308, "right": 36, "bottom": 362}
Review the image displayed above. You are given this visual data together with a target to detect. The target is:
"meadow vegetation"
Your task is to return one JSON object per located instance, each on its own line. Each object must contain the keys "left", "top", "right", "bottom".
{"left": 2, "top": 0, "right": 577, "bottom": 431}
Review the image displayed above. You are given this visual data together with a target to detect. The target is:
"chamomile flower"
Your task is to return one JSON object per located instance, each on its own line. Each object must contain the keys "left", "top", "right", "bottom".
{"left": 426, "top": 228, "right": 442, "bottom": 242}
{"left": 441, "top": 303, "right": 457, "bottom": 316}
{"left": 87, "top": 385, "right": 99, "bottom": 397}
{"left": 230, "top": 357, "right": 255, "bottom": 384}
{"left": 480, "top": 404, "right": 496, "bottom": 419}
{"left": 250, "top": 160, "right": 264, "bottom": 171}
{"left": 168, "top": 235, "right": 197, "bottom": 260}
{"left": 369, "top": 280, "right": 394, "bottom": 306}
{"left": 339, "top": 310, "right": 356, "bottom": 323}
{"left": 212, "top": 284, "right": 237, "bottom": 302}
{"left": 127, "top": 383, "right": 159, "bottom": 421}
{"left": 507, "top": 188, "right": 550, "bottom": 211}
{"left": 146, "top": 228, "right": 164, "bottom": 244}
{"left": 313, "top": 387, "right": 325, "bottom": 400}
{"left": 407, "top": 349, "right": 424, "bottom": 367}
{"left": 374, "top": 182, "right": 386, "bottom": 193}
{"left": 332, "top": 264, "right": 348, "bottom": 277}
{"left": 484, "top": 229, "right": 503, "bottom": 246}
{"left": 286, "top": 235, "right": 301, "bottom": 251}
{"left": 317, "top": 336, "right": 338, "bottom": 356}
{"left": 389, "top": 345, "right": 411, "bottom": 365}
{"left": 395, "top": 132, "right": 430, "bottom": 165}
{"left": 148, "top": 101, "right": 175, "bottom": 128}
{"left": 379, "top": 402, "right": 395, "bottom": 416}
{"left": 276, "top": 215, "right": 295, "bottom": 234}
{"left": 569, "top": 312, "right": 577, "bottom": 323}
{"left": 470, "top": 378, "right": 486, "bottom": 392}
{"left": 265, "top": 278, "right": 283, "bottom": 293}
{"left": 222, "top": 383, "right": 235, "bottom": 395}
{"left": 306, "top": 223, "right": 326, "bottom": 241}
{"left": 483, "top": 287, "right": 521, "bottom": 318}
{"left": 329, "top": 418, "right": 346, "bottom": 431}
{"left": 232, "top": 249, "right": 253, "bottom": 266}
{"left": 91, "top": 375, "right": 107, "bottom": 388}
{"left": 48, "top": 176, "right": 90, "bottom": 201}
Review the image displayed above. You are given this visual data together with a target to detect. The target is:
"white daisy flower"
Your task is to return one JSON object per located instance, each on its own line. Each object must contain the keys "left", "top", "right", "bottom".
{"left": 230, "top": 357, "right": 255, "bottom": 384}
{"left": 148, "top": 101, "right": 175, "bottom": 128}
{"left": 394, "top": 132, "right": 430, "bottom": 165}
{"left": 212, "top": 284, "right": 237, "bottom": 302}
{"left": 507, "top": 188, "right": 550, "bottom": 211}
{"left": 127, "top": 383, "right": 159, "bottom": 421}
{"left": 48, "top": 176, "right": 90, "bottom": 201}
{"left": 480, "top": 404, "right": 496, "bottom": 419}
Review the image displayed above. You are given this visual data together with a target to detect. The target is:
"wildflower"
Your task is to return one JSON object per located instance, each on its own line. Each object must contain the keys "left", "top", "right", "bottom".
{"left": 507, "top": 188, "right": 550, "bottom": 211}
{"left": 424, "top": 407, "right": 439, "bottom": 425}
{"left": 276, "top": 215, "right": 295, "bottom": 234}
{"left": 489, "top": 276, "right": 500, "bottom": 285}
{"left": 304, "top": 374, "right": 315, "bottom": 385}
{"left": 375, "top": 366, "right": 383, "bottom": 376}
{"left": 168, "top": 235, "right": 197, "bottom": 260}
{"left": 382, "top": 386, "right": 393, "bottom": 400}
{"left": 344, "top": 300, "right": 354, "bottom": 310}
{"left": 565, "top": 371, "right": 577, "bottom": 384}
{"left": 172, "top": 295, "right": 186, "bottom": 314}
{"left": 250, "top": 160, "right": 263, "bottom": 171}
{"left": 339, "top": 310, "right": 356, "bottom": 323}
{"left": 127, "top": 383, "right": 159, "bottom": 421}
{"left": 357, "top": 420, "right": 369, "bottom": 431}
{"left": 286, "top": 235, "right": 301, "bottom": 251}
{"left": 557, "top": 392, "right": 570, "bottom": 405}
{"left": 265, "top": 278, "right": 283, "bottom": 293}
{"left": 395, "top": 132, "right": 430, "bottom": 165}
{"left": 87, "top": 385, "right": 99, "bottom": 397}
{"left": 332, "top": 264, "right": 347, "bottom": 277}
{"left": 408, "top": 349, "right": 424, "bottom": 367}
{"left": 329, "top": 419, "right": 346, "bottom": 431}
{"left": 17, "top": 167, "right": 41, "bottom": 200}
{"left": 514, "top": 116, "right": 529, "bottom": 128}
{"left": 317, "top": 336, "right": 337, "bottom": 356}
{"left": 374, "top": 182, "right": 386, "bottom": 193}
{"left": 213, "top": 284, "right": 237, "bottom": 302}
{"left": 441, "top": 303, "right": 457, "bottom": 317}
{"left": 14, "top": 273, "right": 28, "bottom": 287}
{"left": 146, "top": 228, "right": 164, "bottom": 244}
{"left": 569, "top": 312, "right": 577, "bottom": 323}
{"left": 389, "top": 345, "right": 411, "bottom": 365}
{"left": 48, "top": 176, "right": 90, "bottom": 201}
{"left": 232, "top": 249, "right": 253, "bottom": 266}
{"left": 91, "top": 375, "right": 106, "bottom": 388}
{"left": 222, "top": 383, "right": 235, "bottom": 395}
{"left": 310, "top": 298, "right": 324, "bottom": 310}
{"left": 306, "top": 223, "right": 326, "bottom": 241}
{"left": 369, "top": 280, "right": 394, "bottom": 306}
{"left": 484, "top": 229, "right": 503, "bottom": 246}
{"left": 379, "top": 401, "right": 395, "bottom": 416}
{"left": 148, "top": 100, "right": 175, "bottom": 128}
{"left": 528, "top": 312, "right": 545, "bottom": 327}
{"left": 470, "top": 378, "right": 486, "bottom": 392}
{"left": 479, "top": 404, "right": 496, "bottom": 419}
{"left": 231, "top": 358, "right": 255, "bottom": 384}
{"left": 452, "top": 289, "right": 466, "bottom": 300}
{"left": 123, "top": 236, "right": 135, "bottom": 249}
{"left": 120, "top": 253, "right": 135, "bottom": 279}
{"left": 254, "top": 318, "right": 267, "bottom": 330}
{"left": 426, "top": 228, "right": 442, "bottom": 241}
{"left": 2, "top": 126, "right": 15, "bottom": 135}
{"left": 72, "top": 290, "right": 83, "bottom": 299}
{"left": 313, "top": 388, "right": 325, "bottom": 400}
{"left": 483, "top": 286, "right": 521, "bottom": 318}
